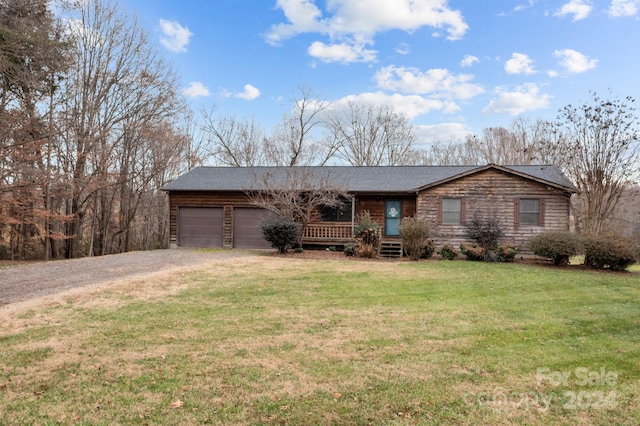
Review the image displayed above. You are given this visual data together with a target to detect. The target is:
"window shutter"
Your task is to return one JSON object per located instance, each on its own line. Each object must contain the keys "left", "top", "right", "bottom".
{"left": 514, "top": 199, "right": 520, "bottom": 227}
{"left": 437, "top": 197, "right": 442, "bottom": 225}
{"left": 539, "top": 199, "right": 545, "bottom": 226}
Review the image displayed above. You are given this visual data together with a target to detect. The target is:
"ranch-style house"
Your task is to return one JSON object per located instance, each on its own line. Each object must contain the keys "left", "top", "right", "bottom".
{"left": 162, "top": 164, "right": 576, "bottom": 256}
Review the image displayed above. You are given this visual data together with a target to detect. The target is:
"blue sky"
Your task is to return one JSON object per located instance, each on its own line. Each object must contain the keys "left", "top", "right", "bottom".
{"left": 122, "top": 0, "right": 640, "bottom": 146}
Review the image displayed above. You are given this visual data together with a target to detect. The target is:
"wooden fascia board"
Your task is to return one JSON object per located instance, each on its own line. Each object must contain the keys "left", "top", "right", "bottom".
{"left": 349, "top": 191, "right": 416, "bottom": 197}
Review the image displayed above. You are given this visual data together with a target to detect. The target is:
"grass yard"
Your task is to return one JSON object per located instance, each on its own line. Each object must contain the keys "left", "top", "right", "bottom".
{"left": 0, "top": 256, "right": 638, "bottom": 425}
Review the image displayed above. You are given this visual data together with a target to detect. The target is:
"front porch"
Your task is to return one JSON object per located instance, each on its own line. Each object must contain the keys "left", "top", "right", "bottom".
{"left": 302, "top": 223, "right": 354, "bottom": 245}
{"left": 302, "top": 222, "right": 403, "bottom": 257}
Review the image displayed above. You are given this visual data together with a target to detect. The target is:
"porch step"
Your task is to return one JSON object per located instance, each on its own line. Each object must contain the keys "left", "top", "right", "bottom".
{"left": 380, "top": 241, "right": 403, "bottom": 258}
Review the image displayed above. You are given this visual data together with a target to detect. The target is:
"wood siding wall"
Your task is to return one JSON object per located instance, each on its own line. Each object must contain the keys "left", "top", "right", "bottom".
{"left": 169, "top": 191, "right": 419, "bottom": 246}
{"left": 357, "top": 195, "right": 416, "bottom": 238}
{"left": 168, "top": 169, "right": 571, "bottom": 252}
{"left": 416, "top": 169, "right": 571, "bottom": 252}
{"left": 168, "top": 191, "right": 255, "bottom": 248}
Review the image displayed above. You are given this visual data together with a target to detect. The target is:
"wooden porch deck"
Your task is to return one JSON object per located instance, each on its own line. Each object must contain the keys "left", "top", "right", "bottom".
{"left": 302, "top": 223, "right": 403, "bottom": 258}
{"left": 302, "top": 223, "right": 354, "bottom": 245}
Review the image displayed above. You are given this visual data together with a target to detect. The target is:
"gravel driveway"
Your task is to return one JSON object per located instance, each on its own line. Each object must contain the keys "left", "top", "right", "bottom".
{"left": 0, "top": 249, "right": 255, "bottom": 306}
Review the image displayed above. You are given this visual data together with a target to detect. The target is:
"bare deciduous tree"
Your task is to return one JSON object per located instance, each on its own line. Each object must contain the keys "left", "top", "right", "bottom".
{"left": 409, "top": 118, "right": 561, "bottom": 167}
{"left": 267, "top": 86, "right": 334, "bottom": 166}
{"left": 408, "top": 138, "right": 478, "bottom": 166}
{"left": 55, "top": 0, "right": 189, "bottom": 257}
{"left": 606, "top": 184, "right": 640, "bottom": 244}
{"left": 464, "top": 125, "right": 530, "bottom": 165}
{"left": 203, "top": 86, "right": 333, "bottom": 167}
{"left": 201, "top": 107, "right": 268, "bottom": 167}
{"left": 546, "top": 92, "right": 640, "bottom": 236}
{"left": 246, "top": 168, "right": 349, "bottom": 244}
{"left": 180, "top": 111, "right": 209, "bottom": 172}
{"left": 324, "top": 102, "right": 415, "bottom": 166}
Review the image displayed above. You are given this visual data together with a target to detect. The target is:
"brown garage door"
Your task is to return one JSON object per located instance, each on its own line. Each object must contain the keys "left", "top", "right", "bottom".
{"left": 233, "top": 208, "right": 274, "bottom": 249}
{"left": 178, "top": 207, "right": 223, "bottom": 248}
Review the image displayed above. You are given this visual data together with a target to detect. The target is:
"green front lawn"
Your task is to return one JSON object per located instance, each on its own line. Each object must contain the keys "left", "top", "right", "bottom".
{"left": 0, "top": 257, "right": 638, "bottom": 425}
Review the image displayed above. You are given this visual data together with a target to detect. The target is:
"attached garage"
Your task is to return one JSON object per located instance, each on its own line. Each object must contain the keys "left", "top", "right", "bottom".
{"left": 233, "top": 208, "right": 273, "bottom": 249}
{"left": 178, "top": 207, "right": 223, "bottom": 248}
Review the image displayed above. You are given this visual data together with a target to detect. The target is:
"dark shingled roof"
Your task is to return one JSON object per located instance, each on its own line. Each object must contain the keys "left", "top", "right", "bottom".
{"left": 162, "top": 164, "right": 576, "bottom": 193}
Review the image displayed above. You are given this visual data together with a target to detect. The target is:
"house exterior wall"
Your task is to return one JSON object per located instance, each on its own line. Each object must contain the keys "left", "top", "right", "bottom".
{"left": 168, "top": 191, "right": 419, "bottom": 247}
{"left": 168, "top": 191, "right": 254, "bottom": 248}
{"left": 356, "top": 194, "right": 416, "bottom": 238}
{"left": 416, "top": 169, "right": 572, "bottom": 252}
{"left": 167, "top": 168, "right": 572, "bottom": 252}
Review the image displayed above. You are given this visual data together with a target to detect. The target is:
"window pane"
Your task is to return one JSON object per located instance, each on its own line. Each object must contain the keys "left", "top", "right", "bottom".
{"left": 442, "top": 198, "right": 461, "bottom": 212}
{"left": 520, "top": 212, "right": 539, "bottom": 224}
{"left": 320, "top": 198, "right": 352, "bottom": 222}
{"left": 442, "top": 198, "right": 461, "bottom": 224}
{"left": 519, "top": 199, "right": 540, "bottom": 225}
{"left": 335, "top": 208, "right": 351, "bottom": 222}
{"left": 442, "top": 211, "right": 461, "bottom": 224}
{"left": 338, "top": 199, "right": 352, "bottom": 222}
{"left": 520, "top": 199, "right": 539, "bottom": 213}
{"left": 320, "top": 206, "right": 338, "bottom": 221}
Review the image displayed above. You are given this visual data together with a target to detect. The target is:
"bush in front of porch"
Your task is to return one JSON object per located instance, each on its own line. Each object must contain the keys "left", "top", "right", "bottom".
{"left": 399, "top": 216, "right": 434, "bottom": 260}
{"left": 353, "top": 211, "right": 381, "bottom": 258}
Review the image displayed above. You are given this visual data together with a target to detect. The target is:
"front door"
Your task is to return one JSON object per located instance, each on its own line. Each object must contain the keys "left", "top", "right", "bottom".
{"left": 385, "top": 200, "right": 402, "bottom": 236}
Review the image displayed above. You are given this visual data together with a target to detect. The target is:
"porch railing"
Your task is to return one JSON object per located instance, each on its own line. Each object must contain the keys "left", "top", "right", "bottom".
{"left": 303, "top": 223, "right": 354, "bottom": 242}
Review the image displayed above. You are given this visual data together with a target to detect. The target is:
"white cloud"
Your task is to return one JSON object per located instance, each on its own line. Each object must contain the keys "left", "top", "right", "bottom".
{"left": 331, "top": 92, "right": 460, "bottom": 120}
{"left": 159, "top": 19, "right": 193, "bottom": 53}
{"left": 329, "top": 0, "right": 468, "bottom": 40}
{"left": 374, "top": 66, "right": 484, "bottom": 100}
{"left": 505, "top": 53, "right": 536, "bottom": 75}
{"left": 415, "top": 123, "right": 473, "bottom": 144}
{"left": 460, "top": 54, "right": 479, "bottom": 67}
{"left": 395, "top": 42, "right": 410, "bottom": 55}
{"left": 608, "top": 0, "right": 639, "bottom": 17}
{"left": 553, "top": 49, "right": 598, "bottom": 73}
{"left": 308, "top": 40, "right": 377, "bottom": 63}
{"left": 554, "top": 0, "right": 593, "bottom": 21}
{"left": 499, "top": 0, "right": 537, "bottom": 16}
{"left": 182, "top": 82, "right": 210, "bottom": 98}
{"left": 222, "top": 84, "right": 261, "bottom": 101}
{"left": 236, "top": 84, "right": 261, "bottom": 100}
{"left": 265, "top": 0, "right": 469, "bottom": 63}
{"left": 483, "top": 83, "right": 551, "bottom": 115}
{"left": 264, "top": 0, "right": 326, "bottom": 45}
{"left": 267, "top": 0, "right": 468, "bottom": 42}
{"left": 514, "top": 0, "right": 537, "bottom": 12}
